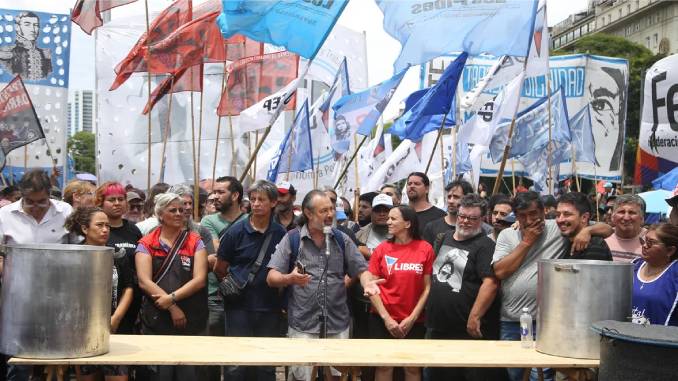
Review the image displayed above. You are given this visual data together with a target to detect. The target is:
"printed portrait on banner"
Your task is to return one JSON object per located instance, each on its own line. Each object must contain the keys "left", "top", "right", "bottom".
{"left": 0, "top": 8, "right": 71, "bottom": 181}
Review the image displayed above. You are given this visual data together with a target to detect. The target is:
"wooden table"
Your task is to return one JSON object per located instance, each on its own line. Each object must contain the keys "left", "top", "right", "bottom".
{"left": 10, "top": 335, "right": 600, "bottom": 369}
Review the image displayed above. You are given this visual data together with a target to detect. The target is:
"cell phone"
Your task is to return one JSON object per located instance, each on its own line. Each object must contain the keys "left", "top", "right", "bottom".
{"left": 295, "top": 260, "right": 306, "bottom": 275}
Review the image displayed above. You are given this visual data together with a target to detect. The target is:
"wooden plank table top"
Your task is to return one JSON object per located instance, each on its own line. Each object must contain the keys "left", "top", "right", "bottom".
{"left": 10, "top": 335, "right": 600, "bottom": 368}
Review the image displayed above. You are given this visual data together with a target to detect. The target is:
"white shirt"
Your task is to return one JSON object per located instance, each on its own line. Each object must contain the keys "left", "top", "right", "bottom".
{"left": 0, "top": 199, "right": 73, "bottom": 245}
{"left": 136, "top": 216, "right": 159, "bottom": 236}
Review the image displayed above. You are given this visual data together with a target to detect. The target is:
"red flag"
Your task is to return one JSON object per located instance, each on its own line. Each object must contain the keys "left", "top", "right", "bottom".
{"left": 0, "top": 76, "right": 45, "bottom": 168}
{"left": 217, "top": 51, "right": 299, "bottom": 117}
{"left": 71, "top": 0, "right": 138, "bottom": 35}
{"left": 110, "top": 0, "right": 193, "bottom": 90}
{"left": 142, "top": 64, "right": 202, "bottom": 115}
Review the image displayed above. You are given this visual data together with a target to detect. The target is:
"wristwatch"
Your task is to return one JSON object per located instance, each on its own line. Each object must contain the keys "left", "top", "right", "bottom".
{"left": 171, "top": 292, "right": 177, "bottom": 305}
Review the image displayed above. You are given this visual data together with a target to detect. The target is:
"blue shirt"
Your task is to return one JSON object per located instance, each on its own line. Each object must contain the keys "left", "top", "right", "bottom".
{"left": 632, "top": 259, "right": 678, "bottom": 326}
{"left": 217, "top": 217, "right": 286, "bottom": 312}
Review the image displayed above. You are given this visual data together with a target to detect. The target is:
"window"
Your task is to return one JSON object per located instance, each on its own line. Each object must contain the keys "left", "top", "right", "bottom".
{"left": 574, "top": 28, "right": 580, "bottom": 38}
{"left": 608, "top": 14, "right": 611, "bottom": 24}
{"left": 636, "top": 23, "right": 640, "bottom": 31}
{"left": 627, "top": 4, "right": 631, "bottom": 14}
{"left": 646, "top": 36, "right": 651, "bottom": 48}
{"left": 619, "top": 9, "right": 622, "bottom": 19}
{"left": 654, "top": 33, "right": 659, "bottom": 48}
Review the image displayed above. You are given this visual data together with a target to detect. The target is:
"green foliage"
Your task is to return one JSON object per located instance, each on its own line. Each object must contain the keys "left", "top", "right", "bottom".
{"left": 554, "top": 33, "right": 665, "bottom": 182}
{"left": 67, "top": 131, "right": 95, "bottom": 174}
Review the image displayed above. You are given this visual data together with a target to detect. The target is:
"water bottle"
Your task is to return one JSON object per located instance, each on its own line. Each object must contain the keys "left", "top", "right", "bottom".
{"left": 519, "top": 307, "right": 533, "bottom": 348}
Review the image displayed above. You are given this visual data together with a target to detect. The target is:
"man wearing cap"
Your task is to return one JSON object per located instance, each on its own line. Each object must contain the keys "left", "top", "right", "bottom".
{"left": 273, "top": 181, "right": 299, "bottom": 231}
{"left": 124, "top": 191, "right": 145, "bottom": 223}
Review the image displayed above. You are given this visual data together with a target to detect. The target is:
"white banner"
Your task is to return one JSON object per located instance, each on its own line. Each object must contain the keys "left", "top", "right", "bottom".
{"left": 423, "top": 53, "right": 629, "bottom": 182}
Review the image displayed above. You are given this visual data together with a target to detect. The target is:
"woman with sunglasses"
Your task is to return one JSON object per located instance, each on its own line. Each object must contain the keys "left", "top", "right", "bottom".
{"left": 64, "top": 207, "right": 133, "bottom": 381}
{"left": 367, "top": 205, "right": 433, "bottom": 381}
{"left": 135, "top": 193, "right": 208, "bottom": 381}
{"left": 632, "top": 223, "right": 678, "bottom": 326}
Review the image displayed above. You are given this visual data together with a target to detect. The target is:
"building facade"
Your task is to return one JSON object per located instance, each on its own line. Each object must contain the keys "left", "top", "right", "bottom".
{"left": 552, "top": 0, "right": 677, "bottom": 55}
{"left": 67, "top": 89, "right": 95, "bottom": 136}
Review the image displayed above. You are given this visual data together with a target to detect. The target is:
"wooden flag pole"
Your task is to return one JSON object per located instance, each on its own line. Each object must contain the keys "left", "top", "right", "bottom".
{"left": 595, "top": 164, "right": 600, "bottom": 221}
{"left": 333, "top": 135, "right": 369, "bottom": 189}
{"left": 425, "top": 112, "right": 448, "bottom": 175}
{"left": 212, "top": 65, "right": 228, "bottom": 183}
{"left": 439, "top": 125, "right": 447, "bottom": 196}
{"left": 511, "top": 158, "right": 516, "bottom": 195}
{"left": 546, "top": 75, "right": 554, "bottom": 195}
{"left": 144, "top": 0, "right": 153, "bottom": 191}
{"left": 352, "top": 134, "right": 361, "bottom": 192}
{"left": 23, "top": 146, "right": 27, "bottom": 171}
{"left": 196, "top": 88, "right": 204, "bottom": 184}
{"left": 239, "top": 127, "right": 271, "bottom": 183}
{"left": 228, "top": 116, "right": 237, "bottom": 177}
{"left": 571, "top": 142, "right": 581, "bottom": 192}
{"left": 190, "top": 87, "right": 199, "bottom": 221}
{"left": 158, "top": 77, "right": 175, "bottom": 183}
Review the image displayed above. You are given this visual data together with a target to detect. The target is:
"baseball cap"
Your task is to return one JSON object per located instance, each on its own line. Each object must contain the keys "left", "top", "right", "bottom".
{"left": 604, "top": 182, "right": 613, "bottom": 188}
{"left": 127, "top": 191, "right": 142, "bottom": 202}
{"left": 372, "top": 193, "right": 394, "bottom": 209}
{"left": 276, "top": 181, "right": 296, "bottom": 195}
{"left": 499, "top": 212, "right": 516, "bottom": 224}
{"left": 666, "top": 186, "right": 678, "bottom": 208}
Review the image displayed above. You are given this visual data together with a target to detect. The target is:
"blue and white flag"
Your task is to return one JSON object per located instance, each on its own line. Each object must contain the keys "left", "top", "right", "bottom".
{"left": 568, "top": 105, "right": 598, "bottom": 165}
{"left": 266, "top": 101, "right": 313, "bottom": 182}
{"left": 332, "top": 69, "right": 407, "bottom": 137}
{"left": 390, "top": 53, "right": 467, "bottom": 142}
{"left": 489, "top": 87, "right": 571, "bottom": 163}
{"left": 377, "top": 0, "right": 538, "bottom": 72}
{"left": 217, "top": 0, "right": 348, "bottom": 60}
{"left": 323, "top": 57, "right": 352, "bottom": 154}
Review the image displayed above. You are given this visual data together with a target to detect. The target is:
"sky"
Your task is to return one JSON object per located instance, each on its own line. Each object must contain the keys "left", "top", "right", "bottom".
{"left": 9, "top": 0, "right": 589, "bottom": 120}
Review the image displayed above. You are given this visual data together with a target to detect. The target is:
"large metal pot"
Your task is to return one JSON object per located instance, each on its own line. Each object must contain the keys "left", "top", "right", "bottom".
{"left": 536, "top": 259, "right": 632, "bottom": 359}
{"left": 0, "top": 244, "right": 113, "bottom": 358}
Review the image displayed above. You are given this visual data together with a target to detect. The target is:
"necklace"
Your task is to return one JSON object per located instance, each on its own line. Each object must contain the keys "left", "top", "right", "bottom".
{"left": 640, "top": 262, "right": 670, "bottom": 289}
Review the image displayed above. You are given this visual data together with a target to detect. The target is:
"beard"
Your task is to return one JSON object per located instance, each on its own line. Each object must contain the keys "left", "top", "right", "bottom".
{"left": 217, "top": 198, "right": 233, "bottom": 214}
{"left": 275, "top": 202, "right": 292, "bottom": 214}
{"left": 456, "top": 225, "right": 482, "bottom": 240}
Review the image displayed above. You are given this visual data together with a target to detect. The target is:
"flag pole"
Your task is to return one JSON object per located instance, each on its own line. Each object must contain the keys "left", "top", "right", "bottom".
{"left": 511, "top": 159, "right": 516, "bottom": 195}
{"left": 595, "top": 165, "right": 600, "bottom": 221}
{"left": 212, "top": 64, "right": 228, "bottom": 183}
{"left": 144, "top": 0, "right": 153, "bottom": 191}
{"left": 571, "top": 140, "right": 580, "bottom": 192}
{"left": 352, "top": 134, "right": 361, "bottom": 195}
{"left": 546, "top": 74, "right": 554, "bottom": 195}
{"left": 159, "top": 77, "right": 175, "bottom": 183}
{"left": 425, "top": 112, "right": 448, "bottom": 175}
{"left": 239, "top": 126, "right": 270, "bottom": 183}
{"left": 333, "top": 135, "right": 369, "bottom": 189}
{"left": 190, "top": 83, "right": 199, "bottom": 221}
{"left": 197, "top": 85, "right": 204, "bottom": 184}
{"left": 23, "top": 146, "right": 27, "bottom": 171}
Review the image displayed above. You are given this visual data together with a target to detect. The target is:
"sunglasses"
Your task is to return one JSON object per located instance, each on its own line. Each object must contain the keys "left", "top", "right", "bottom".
{"left": 129, "top": 204, "right": 143, "bottom": 211}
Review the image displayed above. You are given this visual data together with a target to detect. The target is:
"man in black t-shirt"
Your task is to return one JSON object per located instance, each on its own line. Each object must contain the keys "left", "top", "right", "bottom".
{"left": 425, "top": 194, "right": 504, "bottom": 381}
{"left": 405, "top": 172, "right": 446, "bottom": 235}
{"left": 556, "top": 192, "right": 612, "bottom": 261}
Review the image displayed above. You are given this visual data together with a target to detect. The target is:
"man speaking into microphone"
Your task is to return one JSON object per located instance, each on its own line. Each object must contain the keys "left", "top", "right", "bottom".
{"left": 267, "top": 190, "right": 383, "bottom": 381}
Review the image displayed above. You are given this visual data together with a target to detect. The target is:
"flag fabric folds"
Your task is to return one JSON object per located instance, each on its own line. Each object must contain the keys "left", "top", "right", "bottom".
{"left": 142, "top": 64, "right": 203, "bottom": 114}
{"left": 332, "top": 69, "right": 407, "bottom": 137}
{"left": 267, "top": 101, "right": 313, "bottom": 182}
{"left": 0, "top": 77, "right": 45, "bottom": 169}
{"left": 390, "top": 53, "right": 467, "bottom": 142}
{"left": 323, "top": 58, "right": 352, "bottom": 154}
{"left": 489, "top": 87, "right": 571, "bottom": 163}
{"left": 217, "top": 0, "right": 349, "bottom": 60}
{"left": 238, "top": 78, "right": 300, "bottom": 134}
{"left": 568, "top": 105, "right": 598, "bottom": 166}
{"left": 377, "top": 0, "right": 538, "bottom": 72}
{"left": 217, "top": 51, "right": 299, "bottom": 117}
{"left": 71, "top": 0, "right": 138, "bottom": 35}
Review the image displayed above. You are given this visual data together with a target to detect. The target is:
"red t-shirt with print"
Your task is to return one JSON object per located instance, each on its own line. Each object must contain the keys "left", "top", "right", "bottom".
{"left": 368, "top": 239, "right": 434, "bottom": 322}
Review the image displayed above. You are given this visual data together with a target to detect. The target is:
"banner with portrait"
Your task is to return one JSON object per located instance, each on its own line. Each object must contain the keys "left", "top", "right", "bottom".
{"left": 0, "top": 8, "right": 71, "bottom": 182}
{"left": 422, "top": 53, "right": 629, "bottom": 182}
{"left": 636, "top": 53, "right": 678, "bottom": 185}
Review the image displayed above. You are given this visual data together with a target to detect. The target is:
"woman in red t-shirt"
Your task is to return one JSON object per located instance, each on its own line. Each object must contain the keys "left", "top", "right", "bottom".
{"left": 368, "top": 205, "right": 433, "bottom": 381}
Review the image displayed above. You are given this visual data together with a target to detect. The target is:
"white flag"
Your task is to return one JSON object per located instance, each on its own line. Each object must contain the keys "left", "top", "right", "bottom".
{"left": 237, "top": 78, "right": 300, "bottom": 134}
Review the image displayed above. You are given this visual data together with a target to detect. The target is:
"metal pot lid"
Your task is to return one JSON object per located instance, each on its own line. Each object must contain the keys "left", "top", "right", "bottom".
{"left": 591, "top": 320, "right": 678, "bottom": 348}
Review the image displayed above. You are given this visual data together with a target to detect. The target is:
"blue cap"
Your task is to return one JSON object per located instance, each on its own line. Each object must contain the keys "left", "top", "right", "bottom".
{"left": 336, "top": 210, "right": 347, "bottom": 221}
{"left": 500, "top": 212, "right": 516, "bottom": 224}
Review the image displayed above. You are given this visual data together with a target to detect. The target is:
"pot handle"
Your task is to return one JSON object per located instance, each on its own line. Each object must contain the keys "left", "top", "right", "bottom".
{"left": 554, "top": 264, "right": 579, "bottom": 273}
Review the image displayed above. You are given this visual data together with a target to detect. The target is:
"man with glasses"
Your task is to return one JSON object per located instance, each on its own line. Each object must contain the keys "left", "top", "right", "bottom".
{"left": 425, "top": 194, "right": 504, "bottom": 380}
{"left": 604, "top": 194, "right": 646, "bottom": 262}
{"left": 0, "top": 169, "right": 72, "bottom": 381}
{"left": 124, "top": 191, "right": 145, "bottom": 223}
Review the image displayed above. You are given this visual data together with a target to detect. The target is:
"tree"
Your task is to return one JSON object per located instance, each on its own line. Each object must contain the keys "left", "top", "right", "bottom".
{"left": 554, "top": 33, "right": 665, "bottom": 183}
{"left": 67, "top": 131, "right": 96, "bottom": 174}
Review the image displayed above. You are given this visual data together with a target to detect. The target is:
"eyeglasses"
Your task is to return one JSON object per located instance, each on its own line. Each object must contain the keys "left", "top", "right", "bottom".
{"left": 206, "top": 199, "right": 216, "bottom": 204}
{"left": 639, "top": 236, "right": 664, "bottom": 248}
{"left": 129, "top": 204, "right": 143, "bottom": 211}
{"left": 457, "top": 214, "right": 482, "bottom": 222}
{"left": 22, "top": 198, "right": 50, "bottom": 208}
{"left": 166, "top": 207, "right": 185, "bottom": 214}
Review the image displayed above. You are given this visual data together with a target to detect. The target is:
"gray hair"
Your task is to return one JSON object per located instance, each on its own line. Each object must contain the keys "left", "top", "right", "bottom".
{"left": 612, "top": 194, "right": 646, "bottom": 217}
{"left": 247, "top": 180, "right": 278, "bottom": 202}
{"left": 459, "top": 193, "right": 488, "bottom": 217}
{"left": 154, "top": 192, "right": 182, "bottom": 218}
{"left": 168, "top": 183, "right": 193, "bottom": 198}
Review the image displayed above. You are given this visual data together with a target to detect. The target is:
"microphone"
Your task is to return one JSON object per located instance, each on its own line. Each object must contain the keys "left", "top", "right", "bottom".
{"left": 323, "top": 225, "right": 332, "bottom": 258}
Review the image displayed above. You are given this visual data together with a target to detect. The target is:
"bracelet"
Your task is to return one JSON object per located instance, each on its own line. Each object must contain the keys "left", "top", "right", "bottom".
{"left": 170, "top": 292, "right": 177, "bottom": 305}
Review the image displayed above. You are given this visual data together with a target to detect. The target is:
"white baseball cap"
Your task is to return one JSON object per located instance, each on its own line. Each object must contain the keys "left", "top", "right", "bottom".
{"left": 372, "top": 193, "right": 394, "bottom": 208}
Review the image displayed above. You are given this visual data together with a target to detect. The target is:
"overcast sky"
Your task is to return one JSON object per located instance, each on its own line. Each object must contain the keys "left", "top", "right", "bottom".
{"left": 9, "top": 0, "right": 589, "bottom": 119}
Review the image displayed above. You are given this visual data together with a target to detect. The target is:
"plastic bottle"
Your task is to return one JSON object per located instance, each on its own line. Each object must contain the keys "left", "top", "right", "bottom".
{"left": 519, "top": 307, "right": 533, "bottom": 348}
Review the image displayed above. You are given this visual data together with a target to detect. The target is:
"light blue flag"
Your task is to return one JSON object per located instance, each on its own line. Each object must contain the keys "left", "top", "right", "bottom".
{"left": 377, "top": 0, "right": 538, "bottom": 72}
{"left": 217, "top": 0, "right": 349, "bottom": 59}
{"left": 444, "top": 138, "right": 473, "bottom": 185}
{"left": 390, "top": 111, "right": 455, "bottom": 143}
{"left": 568, "top": 105, "right": 598, "bottom": 166}
{"left": 332, "top": 69, "right": 407, "bottom": 137}
{"left": 266, "top": 101, "right": 313, "bottom": 182}
{"left": 323, "top": 58, "right": 352, "bottom": 154}
{"left": 489, "top": 87, "right": 571, "bottom": 163}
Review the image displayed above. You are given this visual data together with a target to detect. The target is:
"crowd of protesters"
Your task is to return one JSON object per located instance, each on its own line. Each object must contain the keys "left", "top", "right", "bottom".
{"left": 0, "top": 168, "right": 677, "bottom": 381}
